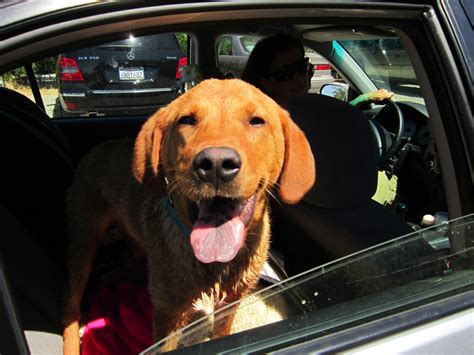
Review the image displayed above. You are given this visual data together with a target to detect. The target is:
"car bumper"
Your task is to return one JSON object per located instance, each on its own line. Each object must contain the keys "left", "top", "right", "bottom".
{"left": 59, "top": 88, "right": 178, "bottom": 116}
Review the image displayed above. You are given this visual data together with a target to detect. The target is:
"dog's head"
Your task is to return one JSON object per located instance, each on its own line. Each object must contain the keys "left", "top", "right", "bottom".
{"left": 133, "top": 79, "right": 315, "bottom": 263}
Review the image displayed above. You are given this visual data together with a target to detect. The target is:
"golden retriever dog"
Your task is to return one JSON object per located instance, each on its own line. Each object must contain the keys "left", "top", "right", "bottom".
{"left": 62, "top": 78, "right": 315, "bottom": 354}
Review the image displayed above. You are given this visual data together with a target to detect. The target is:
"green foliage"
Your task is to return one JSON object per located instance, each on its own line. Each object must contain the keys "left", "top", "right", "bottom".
{"left": 176, "top": 33, "right": 188, "bottom": 54}
{"left": 3, "top": 67, "right": 26, "bottom": 83}
{"left": 34, "top": 57, "right": 57, "bottom": 74}
{"left": 333, "top": 87, "right": 347, "bottom": 101}
{"left": 2, "top": 57, "right": 58, "bottom": 86}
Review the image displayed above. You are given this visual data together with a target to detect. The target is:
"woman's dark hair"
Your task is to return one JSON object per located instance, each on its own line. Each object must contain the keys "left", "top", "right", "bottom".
{"left": 241, "top": 33, "right": 305, "bottom": 93}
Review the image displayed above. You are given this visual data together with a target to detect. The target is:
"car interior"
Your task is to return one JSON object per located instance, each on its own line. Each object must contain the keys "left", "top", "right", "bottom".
{"left": 2, "top": 4, "right": 470, "bottom": 353}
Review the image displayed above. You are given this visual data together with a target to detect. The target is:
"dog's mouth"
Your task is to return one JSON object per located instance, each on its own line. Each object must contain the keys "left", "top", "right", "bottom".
{"left": 187, "top": 195, "right": 256, "bottom": 264}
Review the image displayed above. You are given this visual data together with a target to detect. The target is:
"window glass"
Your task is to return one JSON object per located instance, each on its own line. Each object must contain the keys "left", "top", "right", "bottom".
{"left": 216, "top": 33, "right": 335, "bottom": 87}
{"left": 2, "top": 66, "right": 44, "bottom": 112}
{"left": 217, "top": 34, "right": 259, "bottom": 78}
{"left": 339, "top": 38, "right": 425, "bottom": 105}
{"left": 4, "top": 33, "right": 188, "bottom": 119}
{"left": 305, "top": 47, "right": 337, "bottom": 94}
{"left": 217, "top": 36, "right": 233, "bottom": 56}
{"left": 144, "top": 214, "right": 474, "bottom": 353}
{"left": 240, "top": 36, "right": 259, "bottom": 53}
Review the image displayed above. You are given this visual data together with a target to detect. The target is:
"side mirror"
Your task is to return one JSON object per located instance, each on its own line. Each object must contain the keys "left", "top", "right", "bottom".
{"left": 320, "top": 83, "right": 349, "bottom": 102}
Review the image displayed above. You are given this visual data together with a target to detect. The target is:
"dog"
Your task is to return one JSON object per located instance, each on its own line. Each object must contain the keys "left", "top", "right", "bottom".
{"left": 62, "top": 78, "right": 315, "bottom": 353}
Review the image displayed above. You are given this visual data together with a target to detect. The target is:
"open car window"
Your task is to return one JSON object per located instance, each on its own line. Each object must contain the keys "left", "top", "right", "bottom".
{"left": 143, "top": 214, "right": 474, "bottom": 354}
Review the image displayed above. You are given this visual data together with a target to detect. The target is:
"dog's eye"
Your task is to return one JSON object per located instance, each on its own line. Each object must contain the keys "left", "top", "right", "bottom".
{"left": 249, "top": 117, "right": 265, "bottom": 126}
{"left": 177, "top": 116, "right": 196, "bottom": 126}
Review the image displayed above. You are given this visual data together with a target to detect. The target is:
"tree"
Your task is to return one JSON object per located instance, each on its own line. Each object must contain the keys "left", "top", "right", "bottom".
{"left": 176, "top": 33, "right": 188, "bottom": 54}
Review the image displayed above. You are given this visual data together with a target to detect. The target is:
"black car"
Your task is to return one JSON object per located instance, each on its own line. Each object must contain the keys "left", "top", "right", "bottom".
{"left": 54, "top": 33, "right": 186, "bottom": 117}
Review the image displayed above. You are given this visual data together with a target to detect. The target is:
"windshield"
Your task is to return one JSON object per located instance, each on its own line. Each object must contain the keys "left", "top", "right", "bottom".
{"left": 143, "top": 214, "right": 473, "bottom": 354}
{"left": 338, "top": 38, "right": 425, "bottom": 105}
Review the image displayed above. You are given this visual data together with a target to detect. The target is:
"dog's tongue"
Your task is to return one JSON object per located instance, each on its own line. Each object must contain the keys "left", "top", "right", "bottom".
{"left": 190, "top": 199, "right": 245, "bottom": 264}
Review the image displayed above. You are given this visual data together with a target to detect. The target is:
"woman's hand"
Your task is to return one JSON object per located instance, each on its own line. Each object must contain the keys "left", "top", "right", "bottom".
{"left": 350, "top": 88, "right": 394, "bottom": 107}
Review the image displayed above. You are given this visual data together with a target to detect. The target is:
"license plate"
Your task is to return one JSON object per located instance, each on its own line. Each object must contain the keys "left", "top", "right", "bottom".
{"left": 119, "top": 67, "right": 144, "bottom": 81}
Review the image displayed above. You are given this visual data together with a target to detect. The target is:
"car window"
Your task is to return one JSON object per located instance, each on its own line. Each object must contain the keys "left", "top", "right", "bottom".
{"left": 239, "top": 36, "right": 259, "bottom": 53}
{"left": 215, "top": 34, "right": 335, "bottom": 88}
{"left": 306, "top": 48, "right": 337, "bottom": 93}
{"left": 217, "top": 36, "right": 233, "bottom": 56}
{"left": 2, "top": 59, "right": 56, "bottom": 116}
{"left": 2, "top": 32, "right": 188, "bottom": 119}
{"left": 216, "top": 34, "right": 261, "bottom": 79}
{"left": 143, "top": 214, "right": 474, "bottom": 353}
{"left": 338, "top": 38, "right": 425, "bottom": 105}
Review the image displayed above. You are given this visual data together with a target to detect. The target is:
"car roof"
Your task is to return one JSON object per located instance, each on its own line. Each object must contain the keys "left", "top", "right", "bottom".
{"left": 0, "top": 0, "right": 442, "bottom": 74}
{"left": 0, "top": 0, "right": 97, "bottom": 29}
{"left": 0, "top": 0, "right": 441, "bottom": 29}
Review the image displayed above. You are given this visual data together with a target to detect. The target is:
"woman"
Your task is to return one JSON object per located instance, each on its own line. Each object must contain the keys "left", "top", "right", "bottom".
{"left": 241, "top": 33, "right": 393, "bottom": 108}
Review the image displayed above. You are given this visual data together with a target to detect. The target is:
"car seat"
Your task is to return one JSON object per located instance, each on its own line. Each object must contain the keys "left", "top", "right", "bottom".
{"left": 0, "top": 88, "right": 74, "bottom": 346}
{"left": 0, "top": 87, "right": 74, "bottom": 262}
{"left": 271, "top": 93, "right": 412, "bottom": 275}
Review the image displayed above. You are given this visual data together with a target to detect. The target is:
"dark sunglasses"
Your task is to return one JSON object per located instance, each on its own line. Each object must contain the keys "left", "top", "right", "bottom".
{"left": 268, "top": 57, "right": 314, "bottom": 82}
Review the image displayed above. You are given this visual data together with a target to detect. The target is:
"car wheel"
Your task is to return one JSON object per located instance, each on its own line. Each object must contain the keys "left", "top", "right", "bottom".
{"left": 52, "top": 97, "right": 72, "bottom": 118}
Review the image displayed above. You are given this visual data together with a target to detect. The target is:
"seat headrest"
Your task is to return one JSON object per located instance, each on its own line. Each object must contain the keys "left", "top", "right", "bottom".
{"left": 0, "top": 87, "right": 74, "bottom": 170}
{"left": 288, "top": 93, "right": 378, "bottom": 209}
{"left": 179, "top": 65, "right": 225, "bottom": 91}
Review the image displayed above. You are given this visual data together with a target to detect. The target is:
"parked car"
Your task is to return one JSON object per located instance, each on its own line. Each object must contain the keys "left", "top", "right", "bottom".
{"left": 54, "top": 33, "right": 186, "bottom": 117}
{"left": 0, "top": 1, "right": 472, "bottom": 354}
{"left": 216, "top": 34, "right": 259, "bottom": 78}
{"left": 306, "top": 49, "right": 335, "bottom": 92}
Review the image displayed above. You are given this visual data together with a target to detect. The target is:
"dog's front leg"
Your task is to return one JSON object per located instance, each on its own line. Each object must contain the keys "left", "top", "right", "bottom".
{"left": 212, "top": 289, "right": 246, "bottom": 338}
{"left": 153, "top": 307, "right": 190, "bottom": 352}
{"left": 62, "top": 180, "right": 113, "bottom": 355}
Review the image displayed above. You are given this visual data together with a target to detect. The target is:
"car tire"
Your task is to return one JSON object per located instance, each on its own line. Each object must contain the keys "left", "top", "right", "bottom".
{"left": 52, "top": 97, "right": 73, "bottom": 118}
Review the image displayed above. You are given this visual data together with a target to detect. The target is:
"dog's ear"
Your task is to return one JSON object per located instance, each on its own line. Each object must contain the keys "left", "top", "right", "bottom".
{"left": 133, "top": 110, "right": 164, "bottom": 184}
{"left": 278, "top": 108, "right": 316, "bottom": 204}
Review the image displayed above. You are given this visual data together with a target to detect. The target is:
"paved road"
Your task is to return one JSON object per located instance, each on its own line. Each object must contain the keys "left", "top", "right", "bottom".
{"left": 43, "top": 94, "right": 57, "bottom": 117}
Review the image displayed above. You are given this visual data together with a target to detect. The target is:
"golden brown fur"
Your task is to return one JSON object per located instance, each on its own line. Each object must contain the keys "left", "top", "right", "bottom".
{"left": 62, "top": 79, "right": 315, "bottom": 354}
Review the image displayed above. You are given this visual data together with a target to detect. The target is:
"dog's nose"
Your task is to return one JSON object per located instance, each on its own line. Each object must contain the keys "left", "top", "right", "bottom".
{"left": 193, "top": 147, "right": 241, "bottom": 184}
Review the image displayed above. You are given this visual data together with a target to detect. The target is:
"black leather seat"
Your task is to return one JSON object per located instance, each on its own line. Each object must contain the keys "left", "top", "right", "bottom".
{"left": 0, "top": 88, "right": 74, "bottom": 263}
{"left": 272, "top": 93, "right": 412, "bottom": 275}
{"left": 0, "top": 88, "right": 75, "bottom": 338}
{"left": 179, "top": 64, "right": 225, "bottom": 92}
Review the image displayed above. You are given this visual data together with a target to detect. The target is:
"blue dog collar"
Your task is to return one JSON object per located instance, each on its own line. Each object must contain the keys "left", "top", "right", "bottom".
{"left": 160, "top": 197, "right": 191, "bottom": 238}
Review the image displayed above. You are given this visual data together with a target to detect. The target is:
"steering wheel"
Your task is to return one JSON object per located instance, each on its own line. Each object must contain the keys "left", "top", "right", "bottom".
{"left": 369, "top": 100, "right": 405, "bottom": 168}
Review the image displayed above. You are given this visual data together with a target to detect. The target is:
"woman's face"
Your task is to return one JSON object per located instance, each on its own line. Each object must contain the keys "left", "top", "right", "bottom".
{"left": 260, "top": 46, "right": 311, "bottom": 107}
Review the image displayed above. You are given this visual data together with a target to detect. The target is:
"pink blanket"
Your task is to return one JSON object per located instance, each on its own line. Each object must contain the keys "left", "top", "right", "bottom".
{"left": 82, "top": 280, "right": 153, "bottom": 354}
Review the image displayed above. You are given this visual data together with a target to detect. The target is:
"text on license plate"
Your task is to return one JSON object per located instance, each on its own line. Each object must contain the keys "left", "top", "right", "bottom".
{"left": 119, "top": 67, "right": 144, "bottom": 81}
